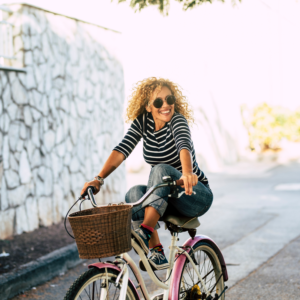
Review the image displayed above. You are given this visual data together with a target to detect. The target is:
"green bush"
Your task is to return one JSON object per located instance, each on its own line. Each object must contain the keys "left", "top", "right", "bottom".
{"left": 241, "top": 103, "right": 300, "bottom": 151}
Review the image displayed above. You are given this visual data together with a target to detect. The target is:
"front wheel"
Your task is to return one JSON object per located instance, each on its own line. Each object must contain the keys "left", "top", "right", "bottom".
{"left": 178, "top": 242, "right": 225, "bottom": 300}
{"left": 64, "top": 267, "right": 138, "bottom": 300}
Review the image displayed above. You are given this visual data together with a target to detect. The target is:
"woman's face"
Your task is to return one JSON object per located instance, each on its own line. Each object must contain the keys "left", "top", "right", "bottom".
{"left": 146, "top": 86, "right": 175, "bottom": 127}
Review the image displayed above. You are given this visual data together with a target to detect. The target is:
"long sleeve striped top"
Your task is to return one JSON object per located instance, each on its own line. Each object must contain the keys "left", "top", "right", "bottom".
{"left": 113, "top": 112, "right": 209, "bottom": 186}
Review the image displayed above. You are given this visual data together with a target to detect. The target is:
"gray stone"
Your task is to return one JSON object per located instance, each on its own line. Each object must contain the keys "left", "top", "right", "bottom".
{"left": 15, "top": 204, "right": 29, "bottom": 234}
{"left": 0, "top": 209, "right": 15, "bottom": 239}
{"left": 69, "top": 156, "right": 80, "bottom": 173}
{"left": 19, "top": 149, "right": 32, "bottom": 184}
{"left": 25, "top": 196, "right": 39, "bottom": 231}
{"left": 38, "top": 196, "right": 53, "bottom": 226}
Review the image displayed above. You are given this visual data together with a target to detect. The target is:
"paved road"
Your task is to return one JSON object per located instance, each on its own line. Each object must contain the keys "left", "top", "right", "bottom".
{"left": 12, "top": 161, "right": 300, "bottom": 299}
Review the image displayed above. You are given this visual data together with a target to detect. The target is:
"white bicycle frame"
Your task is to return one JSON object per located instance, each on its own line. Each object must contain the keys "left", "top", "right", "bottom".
{"left": 110, "top": 233, "right": 212, "bottom": 300}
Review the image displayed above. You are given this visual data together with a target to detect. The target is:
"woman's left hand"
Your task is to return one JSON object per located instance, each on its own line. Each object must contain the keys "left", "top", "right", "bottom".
{"left": 180, "top": 172, "right": 198, "bottom": 196}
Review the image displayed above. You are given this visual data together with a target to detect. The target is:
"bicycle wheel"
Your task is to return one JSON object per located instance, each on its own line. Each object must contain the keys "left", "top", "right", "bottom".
{"left": 178, "top": 242, "right": 225, "bottom": 300}
{"left": 64, "top": 267, "right": 138, "bottom": 300}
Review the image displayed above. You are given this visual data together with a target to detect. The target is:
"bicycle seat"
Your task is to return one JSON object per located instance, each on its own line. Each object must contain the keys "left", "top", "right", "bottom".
{"left": 161, "top": 214, "right": 200, "bottom": 229}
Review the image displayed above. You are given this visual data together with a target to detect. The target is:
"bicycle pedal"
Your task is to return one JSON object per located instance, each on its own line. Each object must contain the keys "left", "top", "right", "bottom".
{"left": 151, "top": 293, "right": 164, "bottom": 300}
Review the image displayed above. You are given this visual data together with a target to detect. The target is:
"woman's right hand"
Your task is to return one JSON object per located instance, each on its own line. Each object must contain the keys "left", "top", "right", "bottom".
{"left": 81, "top": 180, "right": 101, "bottom": 196}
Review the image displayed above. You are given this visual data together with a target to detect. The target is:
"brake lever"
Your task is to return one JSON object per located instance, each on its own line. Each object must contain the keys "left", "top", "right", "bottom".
{"left": 168, "top": 188, "right": 196, "bottom": 198}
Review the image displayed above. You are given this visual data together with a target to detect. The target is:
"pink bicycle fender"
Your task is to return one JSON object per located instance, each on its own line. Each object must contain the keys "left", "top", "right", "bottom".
{"left": 88, "top": 262, "right": 140, "bottom": 299}
{"left": 169, "top": 235, "right": 228, "bottom": 300}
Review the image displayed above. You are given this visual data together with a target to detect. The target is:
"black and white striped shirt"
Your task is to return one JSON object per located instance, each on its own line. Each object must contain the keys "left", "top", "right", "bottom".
{"left": 114, "top": 112, "right": 209, "bottom": 186}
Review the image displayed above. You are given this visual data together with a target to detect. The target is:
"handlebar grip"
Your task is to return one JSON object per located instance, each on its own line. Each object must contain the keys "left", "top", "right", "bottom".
{"left": 81, "top": 186, "right": 96, "bottom": 197}
{"left": 175, "top": 179, "right": 184, "bottom": 186}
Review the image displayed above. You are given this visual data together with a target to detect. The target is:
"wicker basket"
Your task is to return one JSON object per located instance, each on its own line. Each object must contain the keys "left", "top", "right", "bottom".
{"left": 68, "top": 205, "right": 132, "bottom": 259}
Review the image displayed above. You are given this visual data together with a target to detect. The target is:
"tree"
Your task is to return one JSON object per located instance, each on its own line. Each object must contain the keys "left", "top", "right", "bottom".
{"left": 117, "top": 0, "right": 240, "bottom": 15}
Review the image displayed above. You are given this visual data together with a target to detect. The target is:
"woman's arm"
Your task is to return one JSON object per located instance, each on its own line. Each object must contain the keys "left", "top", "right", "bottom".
{"left": 179, "top": 149, "right": 198, "bottom": 196}
{"left": 80, "top": 150, "right": 125, "bottom": 196}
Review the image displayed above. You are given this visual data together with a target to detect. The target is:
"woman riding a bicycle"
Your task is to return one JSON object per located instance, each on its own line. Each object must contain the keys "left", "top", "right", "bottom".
{"left": 81, "top": 77, "right": 213, "bottom": 272}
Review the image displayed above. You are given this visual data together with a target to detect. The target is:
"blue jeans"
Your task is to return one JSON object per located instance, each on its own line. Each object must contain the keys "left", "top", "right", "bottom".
{"left": 125, "top": 164, "right": 213, "bottom": 230}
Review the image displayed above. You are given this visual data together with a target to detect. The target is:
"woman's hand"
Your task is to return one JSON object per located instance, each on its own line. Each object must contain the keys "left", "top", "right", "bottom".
{"left": 180, "top": 172, "right": 198, "bottom": 196}
{"left": 81, "top": 180, "right": 101, "bottom": 197}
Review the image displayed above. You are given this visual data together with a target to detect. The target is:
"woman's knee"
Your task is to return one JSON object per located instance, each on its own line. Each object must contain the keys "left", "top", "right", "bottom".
{"left": 125, "top": 185, "right": 147, "bottom": 204}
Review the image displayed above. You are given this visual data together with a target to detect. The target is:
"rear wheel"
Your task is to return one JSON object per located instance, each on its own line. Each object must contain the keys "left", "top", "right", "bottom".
{"left": 178, "top": 242, "right": 225, "bottom": 300}
{"left": 64, "top": 267, "right": 138, "bottom": 300}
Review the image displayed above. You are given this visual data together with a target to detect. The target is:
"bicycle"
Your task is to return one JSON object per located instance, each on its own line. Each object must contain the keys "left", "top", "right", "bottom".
{"left": 64, "top": 176, "right": 228, "bottom": 300}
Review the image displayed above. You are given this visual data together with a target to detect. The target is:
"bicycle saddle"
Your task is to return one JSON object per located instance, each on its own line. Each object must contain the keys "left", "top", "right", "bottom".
{"left": 161, "top": 214, "right": 200, "bottom": 229}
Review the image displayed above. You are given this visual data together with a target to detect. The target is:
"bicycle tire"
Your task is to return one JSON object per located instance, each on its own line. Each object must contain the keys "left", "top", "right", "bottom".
{"left": 64, "top": 267, "right": 139, "bottom": 300}
{"left": 178, "top": 241, "right": 225, "bottom": 300}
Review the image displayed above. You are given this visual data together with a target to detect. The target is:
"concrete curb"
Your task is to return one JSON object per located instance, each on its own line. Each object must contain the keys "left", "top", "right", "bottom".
{"left": 0, "top": 243, "right": 83, "bottom": 300}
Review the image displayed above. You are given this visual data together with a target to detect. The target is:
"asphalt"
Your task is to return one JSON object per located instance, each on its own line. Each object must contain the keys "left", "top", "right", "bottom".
{"left": 6, "top": 161, "right": 300, "bottom": 299}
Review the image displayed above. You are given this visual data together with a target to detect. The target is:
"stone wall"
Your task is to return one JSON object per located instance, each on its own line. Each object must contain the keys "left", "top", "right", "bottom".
{"left": 0, "top": 4, "right": 126, "bottom": 239}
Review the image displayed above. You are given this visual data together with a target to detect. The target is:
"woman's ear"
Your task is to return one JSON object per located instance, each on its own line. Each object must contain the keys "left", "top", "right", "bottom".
{"left": 145, "top": 104, "right": 151, "bottom": 113}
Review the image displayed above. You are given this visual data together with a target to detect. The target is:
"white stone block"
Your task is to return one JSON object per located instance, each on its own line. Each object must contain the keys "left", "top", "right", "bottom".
{"left": 0, "top": 113, "right": 10, "bottom": 134}
{"left": 20, "top": 123, "right": 27, "bottom": 139}
{"left": 24, "top": 50, "right": 33, "bottom": 66}
{"left": 0, "top": 209, "right": 15, "bottom": 239}
{"left": 31, "top": 121, "right": 40, "bottom": 147}
{"left": 31, "top": 108, "right": 42, "bottom": 121}
{"left": 69, "top": 156, "right": 80, "bottom": 173}
{"left": 55, "top": 124, "right": 64, "bottom": 144}
{"left": 25, "top": 197, "right": 39, "bottom": 231}
{"left": 5, "top": 169, "right": 19, "bottom": 189}
{"left": 1, "top": 174, "right": 9, "bottom": 211}
{"left": 61, "top": 167, "right": 70, "bottom": 196}
{"left": 11, "top": 79, "right": 27, "bottom": 104}
{"left": 9, "top": 153, "right": 18, "bottom": 172}
{"left": 44, "top": 168, "right": 53, "bottom": 196}
{"left": 15, "top": 204, "right": 29, "bottom": 234}
{"left": 38, "top": 196, "right": 53, "bottom": 226}
{"left": 7, "top": 185, "right": 26, "bottom": 207}
{"left": 23, "top": 106, "right": 33, "bottom": 126}
{"left": 26, "top": 66, "right": 36, "bottom": 90}
{"left": 19, "top": 149, "right": 32, "bottom": 184}
{"left": 2, "top": 136, "right": 9, "bottom": 170}
{"left": 53, "top": 184, "right": 63, "bottom": 223}
{"left": 6, "top": 102, "right": 18, "bottom": 120}
{"left": 51, "top": 152, "right": 62, "bottom": 179}
{"left": 44, "top": 130, "right": 55, "bottom": 152}
{"left": 2, "top": 82, "right": 11, "bottom": 107}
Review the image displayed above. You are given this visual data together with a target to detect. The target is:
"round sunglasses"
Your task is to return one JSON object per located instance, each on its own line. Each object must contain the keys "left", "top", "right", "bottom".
{"left": 152, "top": 94, "right": 176, "bottom": 109}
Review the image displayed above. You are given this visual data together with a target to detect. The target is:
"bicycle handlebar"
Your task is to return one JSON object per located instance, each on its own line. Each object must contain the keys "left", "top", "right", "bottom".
{"left": 85, "top": 179, "right": 185, "bottom": 208}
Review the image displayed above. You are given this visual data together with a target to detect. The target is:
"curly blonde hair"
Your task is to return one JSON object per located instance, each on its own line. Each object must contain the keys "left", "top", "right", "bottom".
{"left": 125, "top": 77, "right": 194, "bottom": 125}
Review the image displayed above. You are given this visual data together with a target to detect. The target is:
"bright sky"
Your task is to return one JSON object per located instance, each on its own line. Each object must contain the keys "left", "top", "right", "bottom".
{"left": 1, "top": 0, "right": 300, "bottom": 109}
